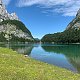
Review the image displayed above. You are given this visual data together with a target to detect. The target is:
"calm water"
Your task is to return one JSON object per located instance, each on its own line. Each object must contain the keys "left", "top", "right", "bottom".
{"left": 0, "top": 43, "right": 80, "bottom": 73}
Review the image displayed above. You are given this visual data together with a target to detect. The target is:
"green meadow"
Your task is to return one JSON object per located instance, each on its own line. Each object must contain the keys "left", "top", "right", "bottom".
{"left": 0, "top": 47, "right": 80, "bottom": 80}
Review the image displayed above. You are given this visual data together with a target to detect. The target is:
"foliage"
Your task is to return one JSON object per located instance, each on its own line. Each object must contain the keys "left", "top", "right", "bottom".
{"left": 0, "top": 32, "right": 34, "bottom": 42}
{"left": 10, "top": 34, "right": 33, "bottom": 42}
{"left": 0, "top": 32, "right": 7, "bottom": 42}
{"left": 41, "top": 28, "right": 80, "bottom": 43}
{"left": 0, "top": 47, "right": 80, "bottom": 80}
{"left": 41, "top": 16, "right": 80, "bottom": 43}
{"left": 0, "top": 20, "right": 32, "bottom": 36}
{"left": 0, "top": 20, "right": 34, "bottom": 42}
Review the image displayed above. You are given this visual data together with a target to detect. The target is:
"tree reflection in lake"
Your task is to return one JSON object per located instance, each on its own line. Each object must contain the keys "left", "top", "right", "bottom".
{"left": 0, "top": 42, "right": 33, "bottom": 55}
{"left": 41, "top": 44, "right": 80, "bottom": 73}
{"left": 1, "top": 43, "right": 80, "bottom": 73}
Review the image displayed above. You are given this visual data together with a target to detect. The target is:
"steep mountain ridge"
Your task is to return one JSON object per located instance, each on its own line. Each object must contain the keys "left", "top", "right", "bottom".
{"left": 66, "top": 9, "right": 80, "bottom": 30}
{"left": 0, "top": 0, "right": 19, "bottom": 22}
{"left": 0, "top": 0, "right": 34, "bottom": 42}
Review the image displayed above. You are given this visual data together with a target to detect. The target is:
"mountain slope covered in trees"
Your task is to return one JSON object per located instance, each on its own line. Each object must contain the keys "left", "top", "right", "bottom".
{"left": 0, "top": 20, "right": 34, "bottom": 42}
{"left": 41, "top": 9, "right": 80, "bottom": 43}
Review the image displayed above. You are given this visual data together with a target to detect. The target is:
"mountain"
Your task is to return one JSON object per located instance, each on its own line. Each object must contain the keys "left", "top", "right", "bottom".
{"left": 34, "top": 38, "right": 40, "bottom": 42}
{"left": 41, "top": 9, "right": 80, "bottom": 43}
{"left": 0, "top": 0, "right": 19, "bottom": 22}
{"left": 66, "top": 9, "right": 80, "bottom": 30}
{"left": 0, "top": 0, "right": 34, "bottom": 42}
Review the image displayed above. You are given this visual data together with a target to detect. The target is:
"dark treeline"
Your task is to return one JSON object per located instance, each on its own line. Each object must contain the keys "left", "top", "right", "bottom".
{"left": 0, "top": 32, "right": 34, "bottom": 42}
{"left": 41, "top": 28, "right": 80, "bottom": 43}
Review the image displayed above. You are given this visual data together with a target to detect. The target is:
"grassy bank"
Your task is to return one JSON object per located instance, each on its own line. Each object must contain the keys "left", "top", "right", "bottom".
{"left": 0, "top": 48, "right": 80, "bottom": 80}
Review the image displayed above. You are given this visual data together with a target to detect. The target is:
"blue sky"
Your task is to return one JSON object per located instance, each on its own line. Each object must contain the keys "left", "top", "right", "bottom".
{"left": 3, "top": 0, "right": 80, "bottom": 39}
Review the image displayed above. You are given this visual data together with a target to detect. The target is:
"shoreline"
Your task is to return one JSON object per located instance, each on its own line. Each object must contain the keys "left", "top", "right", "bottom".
{"left": 0, "top": 47, "right": 80, "bottom": 80}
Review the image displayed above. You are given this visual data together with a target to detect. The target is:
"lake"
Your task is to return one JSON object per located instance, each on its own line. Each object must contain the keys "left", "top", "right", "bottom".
{"left": 0, "top": 43, "right": 80, "bottom": 73}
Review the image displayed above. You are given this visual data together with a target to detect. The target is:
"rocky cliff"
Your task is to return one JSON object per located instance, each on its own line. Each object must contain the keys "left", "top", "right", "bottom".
{"left": 0, "top": 0, "right": 19, "bottom": 22}
{"left": 66, "top": 9, "right": 80, "bottom": 30}
{"left": 0, "top": 20, "right": 33, "bottom": 42}
{"left": 0, "top": 0, "right": 33, "bottom": 42}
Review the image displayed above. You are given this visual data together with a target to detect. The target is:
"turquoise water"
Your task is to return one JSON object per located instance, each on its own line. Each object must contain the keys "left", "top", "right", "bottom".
{"left": 0, "top": 43, "right": 80, "bottom": 73}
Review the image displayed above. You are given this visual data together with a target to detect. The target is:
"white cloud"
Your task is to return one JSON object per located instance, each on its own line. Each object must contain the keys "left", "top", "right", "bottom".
{"left": 18, "top": 0, "right": 71, "bottom": 7}
{"left": 17, "top": 0, "right": 80, "bottom": 16}
{"left": 3, "top": 0, "right": 11, "bottom": 5}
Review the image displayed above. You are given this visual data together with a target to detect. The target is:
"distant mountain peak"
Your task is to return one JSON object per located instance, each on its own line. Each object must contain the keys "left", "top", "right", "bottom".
{"left": 77, "top": 8, "right": 80, "bottom": 16}
{"left": 0, "top": 0, "right": 2, "bottom": 4}
{"left": 0, "top": 0, "right": 19, "bottom": 22}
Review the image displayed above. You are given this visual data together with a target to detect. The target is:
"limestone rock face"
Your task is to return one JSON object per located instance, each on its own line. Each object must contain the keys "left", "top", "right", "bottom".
{"left": 0, "top": 23, "right": 33, "bottom": 41}
{"left": 0, "top": 20, "right": 34, "bottom": 42}
{"left": 8, "top": 13, "right": 19, "bottom": 20}
{"left": 66, "top": 9, "right": 80, "bottom": 30}
{"left": 0, "top": 0, "right": 19, "bottom": 22}
{"left": 0, "top": 0, "right": 34, "bottom": 42}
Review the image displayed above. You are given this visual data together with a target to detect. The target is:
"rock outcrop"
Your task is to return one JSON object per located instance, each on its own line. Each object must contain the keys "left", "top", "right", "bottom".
{"left": 0, "top": 0, "right": 19, "bottom": 22}
{"left": 0, "top": 0, "right": 34, "bottom": 42}
{"left": 66, "top": 9, "right": 80, "bottom": 30}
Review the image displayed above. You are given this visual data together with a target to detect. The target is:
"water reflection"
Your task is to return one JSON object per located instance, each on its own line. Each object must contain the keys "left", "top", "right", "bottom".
{"left": 0, "top": 43, "right": 80, "bottom": 73}
{"left": 41, "top": 44, "right": 80, "bottom": 73}
{"left": 0, "top": 43, "right": 33, "bottom": 55}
